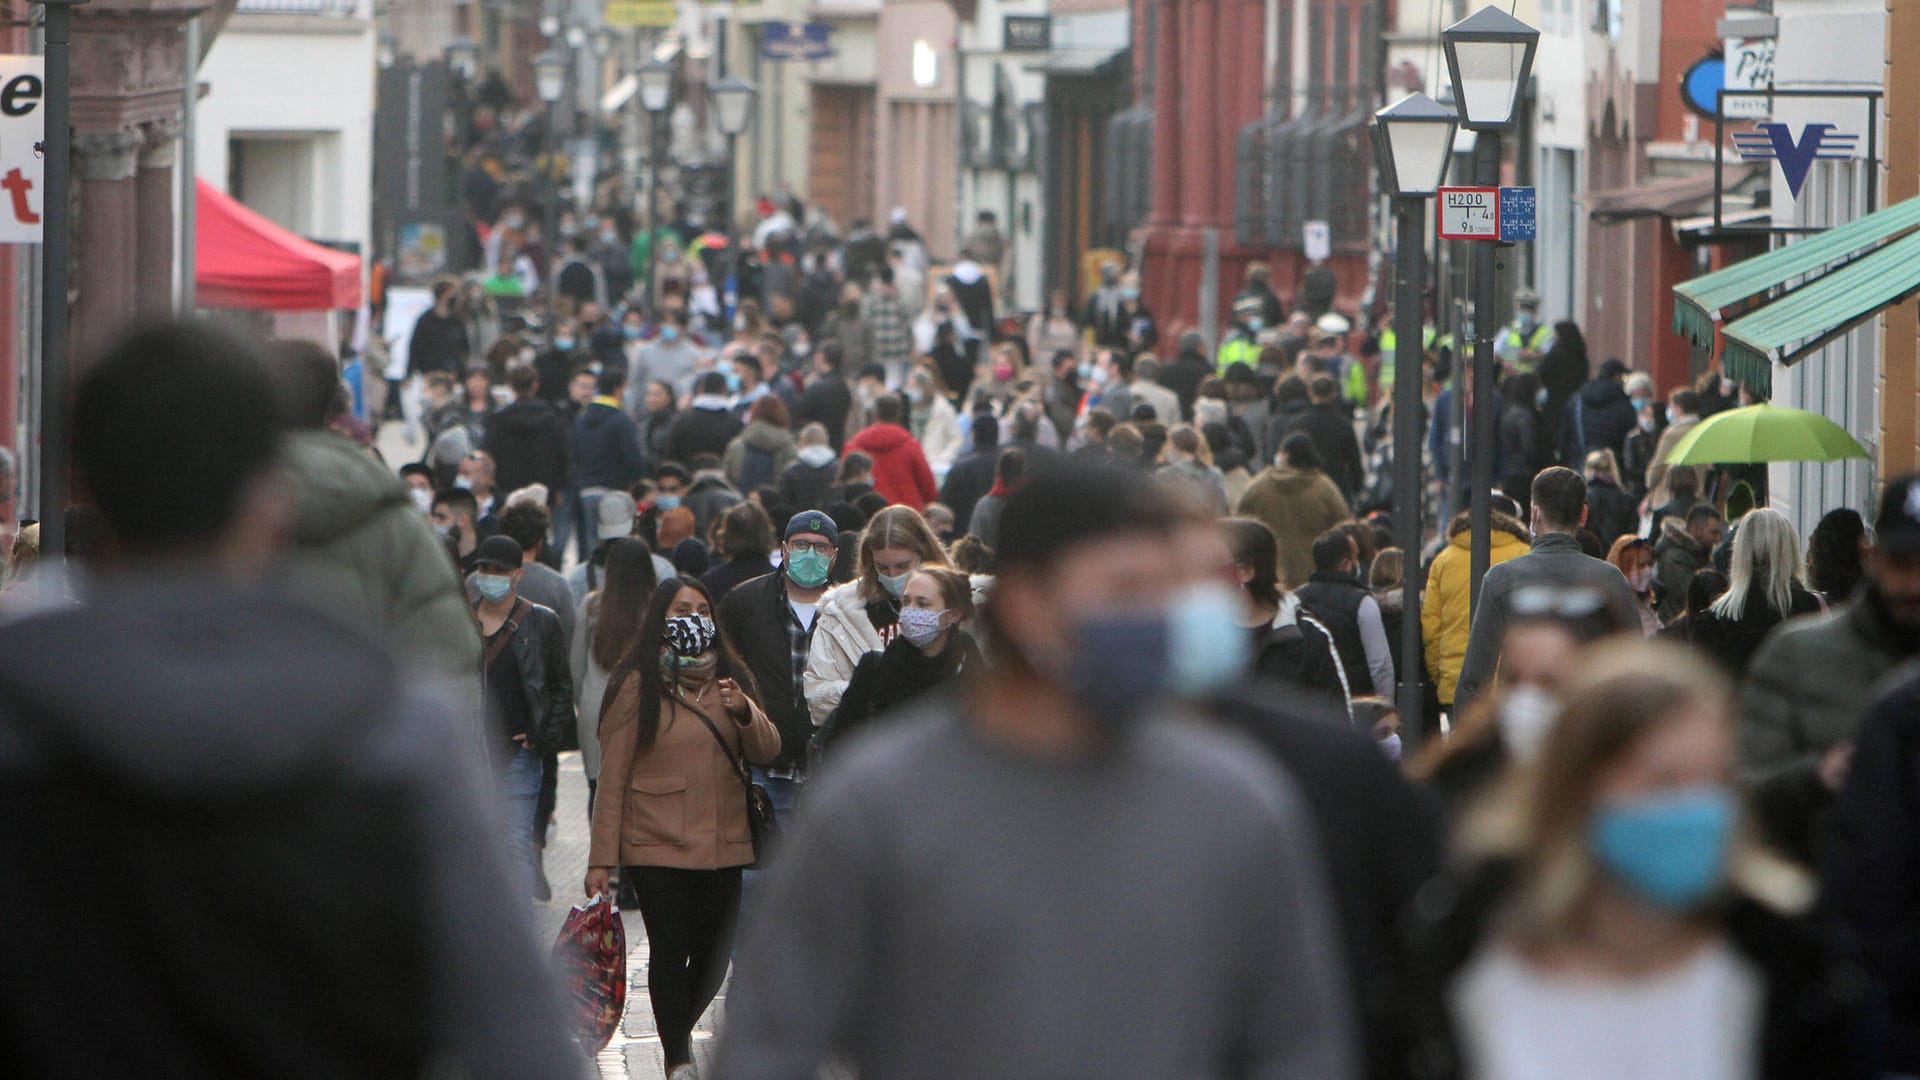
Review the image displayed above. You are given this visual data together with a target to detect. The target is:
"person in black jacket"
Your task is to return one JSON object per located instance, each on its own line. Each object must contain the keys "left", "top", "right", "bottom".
{"left": 937, "top": 407, "right": 1001, "bottom": 534}
{"left": 1221, "top": 516, "right": 1350, "bottom": 711}
{"left": 794, "top": 345, "right": 854, "bottom": 451}
{"left": 484, "top": 363, "right": 573, "bottom": 508}
{"left": 778, "top": 423, "right": 839, "bottom": 516}
{"left": 1289, "top": 375, "right": 1364, "bottom": 503}
{"left": 715, "top": 510, "right": 842, "bottom": 821}
{"left": 407, "top": 277, "right": 471, "bottom": 378}
{"left": 1497, "top": 372, "right": 1544, "bottom": 514}
{"left": 813, "top": 567, "right": 982, "bottom": 763}
{"left": 1822, "top": 664, "right": 1920, "bottom": 1075}
{"left": 667, "top": 372, "right": 745, "bottom": 465}
{"left": 1402, "top": 642, "right": 1855, "bottom": 1080}
{"left": 1560, "top": 357, "right": 1638, "bottom": 466}
{"left": 471, "top": 535, "right": 575, "bottom": 896}
{"left": 1295, "top": 528, "right": 1395, "bottom": 698}
{"left": 1688, "top": 508, "right": 1823, "bottom": 678}
{"left": 572, "top": 367, "right": 647, "bottom": 561}
{"left": 1582, "top": 447, "right": 1639, "bottom": 552}
{"left": 700, "top": 501, "right": 777, "bottom": 605}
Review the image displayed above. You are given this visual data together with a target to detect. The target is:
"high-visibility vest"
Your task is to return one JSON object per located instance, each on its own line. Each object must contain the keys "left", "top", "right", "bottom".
{"left": 1499, "top": 323, "right": 1554, "bottom": 371}
{"left": 1216, "top": 335, "right": 1260, "bottom": 375}
{"left": 1376, "top": 326, "right": 1437, "bottom": 389}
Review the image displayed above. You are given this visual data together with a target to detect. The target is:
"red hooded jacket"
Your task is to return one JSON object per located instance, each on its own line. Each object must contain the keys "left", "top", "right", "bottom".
{"left": 844, "top": 422, "right": 938, "bottom": 509}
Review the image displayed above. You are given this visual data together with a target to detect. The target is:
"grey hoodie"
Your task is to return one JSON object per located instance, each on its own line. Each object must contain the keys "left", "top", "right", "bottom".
{"left": 0, "top": 578, "right": 588, "bottom": 1078}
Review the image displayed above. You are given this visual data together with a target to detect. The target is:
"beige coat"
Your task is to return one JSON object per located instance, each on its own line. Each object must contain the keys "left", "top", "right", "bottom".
{"left": 589, "top": 674, "right": 781, "bottom": 871}
{"left": 1645, "top": 415, "right": 1705, "bottom": 507}
{"left": 1234, "top": 465, "right": 1352, "bottom": 588}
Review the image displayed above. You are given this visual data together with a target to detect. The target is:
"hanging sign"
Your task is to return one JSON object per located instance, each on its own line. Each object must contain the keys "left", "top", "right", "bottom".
{"left": 760, "top": 21, "right": 833, "bottom": 61}
{"left": 1499, "top": 186, "right": 1536, "bottom": 241}
{"left": 605, "top": 1, "right": 677, "bottom": 28}
{"left": 1436, "top": 186, "right": 1498, "bottom": 240}
{"left": 1302, "top": 220, "right": 1331, "bottom": 262}
{"left": 0, "top": 56, "right": 44, "bottom": 243}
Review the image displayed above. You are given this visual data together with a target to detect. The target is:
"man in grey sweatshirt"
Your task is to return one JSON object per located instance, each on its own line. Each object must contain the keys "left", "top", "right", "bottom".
{"left": 715, "top": 463, "right": 1356, "bottom": 1080}
{"left": 1455, "top": 466, "right": 1642, "bottom": 706}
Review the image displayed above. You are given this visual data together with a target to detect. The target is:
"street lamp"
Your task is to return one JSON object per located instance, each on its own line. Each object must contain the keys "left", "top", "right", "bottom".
{"left": 1371, "top": 91, "right": 1457, "bottom": 748}
{"left": 445, "top": 36, "right": 479, "bottom": 81}
{"left": 709, "top": 76, "right": 757, "bottom": 322}
{"left": 637, "top": 58, "right": 675, "bottom": 302}
{"left": 1441, "top": 5, "right": 1538, "bottom": 616}
{"left": 534, "top": 50, "right": 567, "bottom": 347}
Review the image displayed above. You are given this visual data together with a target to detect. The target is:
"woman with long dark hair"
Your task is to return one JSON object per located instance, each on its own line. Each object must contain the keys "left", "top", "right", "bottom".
{"left": 584, "top": 576, "right": 780, "bottom": 1079}
{"left": 1534, "top": 320, "right": 1588, "bottom": 454}
{"left": 570, "top": 538, "right": 659, "bottom": 806}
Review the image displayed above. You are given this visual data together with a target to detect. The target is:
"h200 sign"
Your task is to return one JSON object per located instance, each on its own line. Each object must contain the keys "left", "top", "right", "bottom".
{"left": 1437, "top": 187, "right": 1499, "bottom": 240}
{"left": 0, "top": 56, "right": 42, "bottom": 243}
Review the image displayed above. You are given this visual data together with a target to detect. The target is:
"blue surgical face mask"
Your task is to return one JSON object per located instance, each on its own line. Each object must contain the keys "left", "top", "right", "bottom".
{"left": 879, "top": 569, "right": 914, "bottom": 597}
{"left": 1063, "top": 583, "right": 1249, "bottom": 730}
{"left": 555, "top": 337, "right": 576, "bottom": 351}
{"left": 624, "top": 325, "right": 643, "bottom": 340}
{"left": 661, "top": 325, "right": 682, "bottom": 342}
{"left": 453, "top": 476, "right": 475, "bottom": 491}
{"left": 432, "top": 521, "right": 455, "bottom": 540}
{"left": 1246, "top": 317, "right": 1264, "bottom": 333}
{"left": 1535, "top": 387, "right": 1550, "bottom": 408}
{"left": 725, "top": 371, "right": 742, "bottom": 393}
{"left": 655, "top": 493, "right": 682, "bottom": 511}
{"left": 1630, "top": 395, "right": 1650, "bottom": 412}
{"left": 1589, "top": 786, "right": 1736, "bottom": 910}
{"left": 474, "top": 573, "right": 514, "bottom": 602}
{"left": 1379, "top": 732, "right": 1403, "bottom": 761}
{"left": 1120, "top": 286, "right": 1140, "bottom": 302}
{"left": 1076, "top": 362, "right": 1095, "bottom": 381}
{"left": 785, "top": 547, "right": 832, "bottom": 589}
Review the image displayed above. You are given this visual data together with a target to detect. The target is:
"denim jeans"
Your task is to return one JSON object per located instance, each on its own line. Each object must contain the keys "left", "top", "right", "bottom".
{"left": 501, "top": 746, "right": 543, "bottom": 895}
{"left": 740, "top": 770, "right": 801, "bottom": 908}
{"left": 575, "top": 489, "right": 606, "bottom": 564}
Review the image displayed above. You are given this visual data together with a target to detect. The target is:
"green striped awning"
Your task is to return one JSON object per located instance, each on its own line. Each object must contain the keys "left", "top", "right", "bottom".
{"left": 1672, "top": 194, "right": 1920, "bottom": 348}
{"left": 1717, "top": 226, "right": 1920, "bottom": 396}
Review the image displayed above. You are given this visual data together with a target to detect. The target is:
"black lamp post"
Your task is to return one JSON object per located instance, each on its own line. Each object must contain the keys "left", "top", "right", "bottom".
{"left": 1371, "top": 90, "right": 1456, "bottom": 745}
{"left": 709, "top": 75, "right": 757, "bottom": 322}
{"left": 637, "top": 57, "right": 674, "bottom": 300}
{"left": 533, "top": 49, "right": 567, "bottom": 348}
{"left": 1442, "top": 5, "right": 1538, "bottom": 613}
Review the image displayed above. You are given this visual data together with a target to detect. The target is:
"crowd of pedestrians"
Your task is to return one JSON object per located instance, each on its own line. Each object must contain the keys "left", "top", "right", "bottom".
{"left": 6, "top": 222, "right": 1920, "bottom": 1080}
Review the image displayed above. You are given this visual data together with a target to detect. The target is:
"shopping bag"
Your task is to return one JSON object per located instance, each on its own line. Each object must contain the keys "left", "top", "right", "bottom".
{"left": 551, "top": 892, "right": 627, "bottom": 1051}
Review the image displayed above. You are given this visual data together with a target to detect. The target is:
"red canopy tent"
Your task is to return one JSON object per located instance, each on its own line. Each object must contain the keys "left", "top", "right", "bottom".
{"left": 194, "top": 179, "right": 361, "bottom": 311}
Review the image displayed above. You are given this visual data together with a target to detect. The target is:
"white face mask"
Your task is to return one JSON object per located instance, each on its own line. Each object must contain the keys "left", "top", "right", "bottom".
{"left": 1497, "top": 685, "right": 1560, "bottom": 761}
{"left": 1628, "top": 567, "right": 1653, "bottom": 593}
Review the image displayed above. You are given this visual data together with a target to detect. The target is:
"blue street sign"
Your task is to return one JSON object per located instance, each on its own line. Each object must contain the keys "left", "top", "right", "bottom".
{"left": 761, "top": 21, "right": 834, "bottom": 62}
{"left": 1499, "top": 186, "right": 1537, "bottom": 242}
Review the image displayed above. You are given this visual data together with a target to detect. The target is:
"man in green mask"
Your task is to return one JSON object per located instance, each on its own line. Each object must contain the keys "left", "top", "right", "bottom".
{"left": 717, "top": 510, "right": 842, "bottom": 824}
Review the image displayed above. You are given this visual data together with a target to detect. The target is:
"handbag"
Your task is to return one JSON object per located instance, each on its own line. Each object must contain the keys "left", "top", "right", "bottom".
{"left": 685, "top": 701, "right": 778, "bottom": 866}
{"left": 550, "top": 892, "right": 627, "bottom": 1052}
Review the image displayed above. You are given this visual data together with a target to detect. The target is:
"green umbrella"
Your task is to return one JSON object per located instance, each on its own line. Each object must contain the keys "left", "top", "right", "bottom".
{"left": 1663, "top": 403, "right": 1869, "bottom": 465}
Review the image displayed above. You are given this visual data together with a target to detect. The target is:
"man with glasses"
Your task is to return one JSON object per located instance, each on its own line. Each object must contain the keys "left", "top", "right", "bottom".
{"left": 717, "top": 511, "right": 842, "bottom": 825}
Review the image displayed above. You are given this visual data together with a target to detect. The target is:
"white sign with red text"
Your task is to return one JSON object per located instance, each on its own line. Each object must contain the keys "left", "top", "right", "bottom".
{"left": 0, "top": 56, "right": 43, "bottom": 243}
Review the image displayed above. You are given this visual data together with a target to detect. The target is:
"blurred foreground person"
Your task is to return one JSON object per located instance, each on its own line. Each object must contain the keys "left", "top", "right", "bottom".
{"left": 717, "top": 462, "right": 1356, "bottom": 1079}
{"left": 0, "top": 322, "right": 585, "bottom": 1077}
{"left": 1408, "top": 643, "right": 1853, "bottom": 1080}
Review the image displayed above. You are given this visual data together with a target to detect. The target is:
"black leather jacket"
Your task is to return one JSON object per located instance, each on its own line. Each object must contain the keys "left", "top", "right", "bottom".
{"left": 484, "top": 599, "right": 576, "bottom": 762}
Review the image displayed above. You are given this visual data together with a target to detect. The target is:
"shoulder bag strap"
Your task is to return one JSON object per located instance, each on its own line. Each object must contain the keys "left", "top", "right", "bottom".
{"left": 481, "top": 597, "right": 533, "bottom": 671}
{"left": 683, "top": 698, "right": 752, "bottom": 788}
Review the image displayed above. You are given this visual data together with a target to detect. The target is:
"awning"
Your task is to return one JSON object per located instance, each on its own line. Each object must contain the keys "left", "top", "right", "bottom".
{"left": 196, "top": 179, "right": 361, "bottom": 311}
{"left": 1021, "top": 47, "right": 1126, "bottom": 76}
{"left": 1671, "top": 208, "right": 1771, "bottom": 241}
{"left": 1672, "top": 194, "right": 1920, "bottom": 349}
{"left": 601, "top": 72, "right": 638, "bottom": 113}
{"left": 1717, "top": 225, "right": 1920, "bottom": 394}
{"left": 1581, "top": 167, "right": 1758, "bottom": 224}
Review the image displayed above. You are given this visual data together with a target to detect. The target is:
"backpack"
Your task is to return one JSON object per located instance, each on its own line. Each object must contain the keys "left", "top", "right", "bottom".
{"left": 737, "top": 444, "right": 777, "bottom": 493}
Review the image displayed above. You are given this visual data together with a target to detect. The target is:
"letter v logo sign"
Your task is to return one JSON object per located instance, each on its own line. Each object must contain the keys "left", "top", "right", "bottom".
{"left": 1733, "top": 123, "right": 1861, "bottom": 200}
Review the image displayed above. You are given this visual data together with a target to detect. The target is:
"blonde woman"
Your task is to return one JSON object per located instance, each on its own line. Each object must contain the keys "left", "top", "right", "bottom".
{"left": 1156, "top": 424, "right": 1228, "bottom": 515}
{"left": 802, "top": 505, "right": 955, "bottom": 725}
{"left": 1411, "top": 642, "right": 1846, "bottom": 1079}
{"left": 1687, "top": 508, "right": 1821, "bottom": 678}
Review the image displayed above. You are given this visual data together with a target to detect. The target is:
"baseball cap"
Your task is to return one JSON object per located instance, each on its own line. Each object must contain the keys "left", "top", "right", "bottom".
{"left": 597, "top": 491, "right": 638, "bottom": 538}
{"left": 472, "top": 535, "right": 524, "bottom": 571}
{"left": 785, "top": 509, "right": 840, "bottom": 546}
{"left": 1876, "top": 474, "right": 1920, "bottom": 553}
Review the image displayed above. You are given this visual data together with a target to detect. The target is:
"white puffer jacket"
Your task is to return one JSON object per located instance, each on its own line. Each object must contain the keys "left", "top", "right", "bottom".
{"left": 803, "top": 575, "right": 993, "bottom": 726}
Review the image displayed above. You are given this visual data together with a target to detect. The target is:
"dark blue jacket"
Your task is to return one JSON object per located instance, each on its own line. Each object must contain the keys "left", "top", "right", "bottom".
{"left": 571, "top": 401, "right": 646, "bottom": 491}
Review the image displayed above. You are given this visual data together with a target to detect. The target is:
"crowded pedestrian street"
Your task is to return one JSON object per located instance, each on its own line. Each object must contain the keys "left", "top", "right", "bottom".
{"left": 7, "top": 2, "right": 1920, "bottom": 1079}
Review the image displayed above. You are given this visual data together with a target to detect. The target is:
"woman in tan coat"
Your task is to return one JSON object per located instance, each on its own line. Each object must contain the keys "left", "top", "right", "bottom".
{"left": 584, "top": 575, "right": 780, "bottom": 1080}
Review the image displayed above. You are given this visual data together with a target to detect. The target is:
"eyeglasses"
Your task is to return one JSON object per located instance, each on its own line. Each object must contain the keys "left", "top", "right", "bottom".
{"left": 786, "top": 540, "right": 835, "bottom": 555}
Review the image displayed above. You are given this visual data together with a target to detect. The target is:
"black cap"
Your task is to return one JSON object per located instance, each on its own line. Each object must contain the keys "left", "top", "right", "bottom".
{"left": 785, "top": 509, "right": 839, "bottom": 545}
{"left": 1599, "top": 358, "right": 1630, "bottom": 379}
{"left": 1222, "top": 361, "right": 1256, "bottom": 384}
{"left": 1876, "top": 474, "right": 1920, "bottom": 553}
{"left": 473, "top": 535, "right": 524, "bottom": 570}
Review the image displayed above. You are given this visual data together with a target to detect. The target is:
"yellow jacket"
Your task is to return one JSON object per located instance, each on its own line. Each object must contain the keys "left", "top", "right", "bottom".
{"left": 1422, "top": 513, "right": 1530, "bottom": 704}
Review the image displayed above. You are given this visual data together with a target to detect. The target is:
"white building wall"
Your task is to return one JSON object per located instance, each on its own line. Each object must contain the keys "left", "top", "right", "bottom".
{"left": 1766, "top": 0, "right": 1885, "bottom": 537}
{"left": 197, "top": 4, "right": 376, "bottom": 263}
{"left": 956, "top": 0, "right": 1052, "bottom": 312}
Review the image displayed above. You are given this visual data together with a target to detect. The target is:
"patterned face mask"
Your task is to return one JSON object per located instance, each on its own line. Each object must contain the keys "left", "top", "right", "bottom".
{"left": 663, "top": 614, "right": 716, "bottom": 657}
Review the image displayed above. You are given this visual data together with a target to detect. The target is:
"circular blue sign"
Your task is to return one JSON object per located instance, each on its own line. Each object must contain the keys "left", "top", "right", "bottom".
{"left": 1682, "top": 56, "right": 1726, "bottom": 119}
